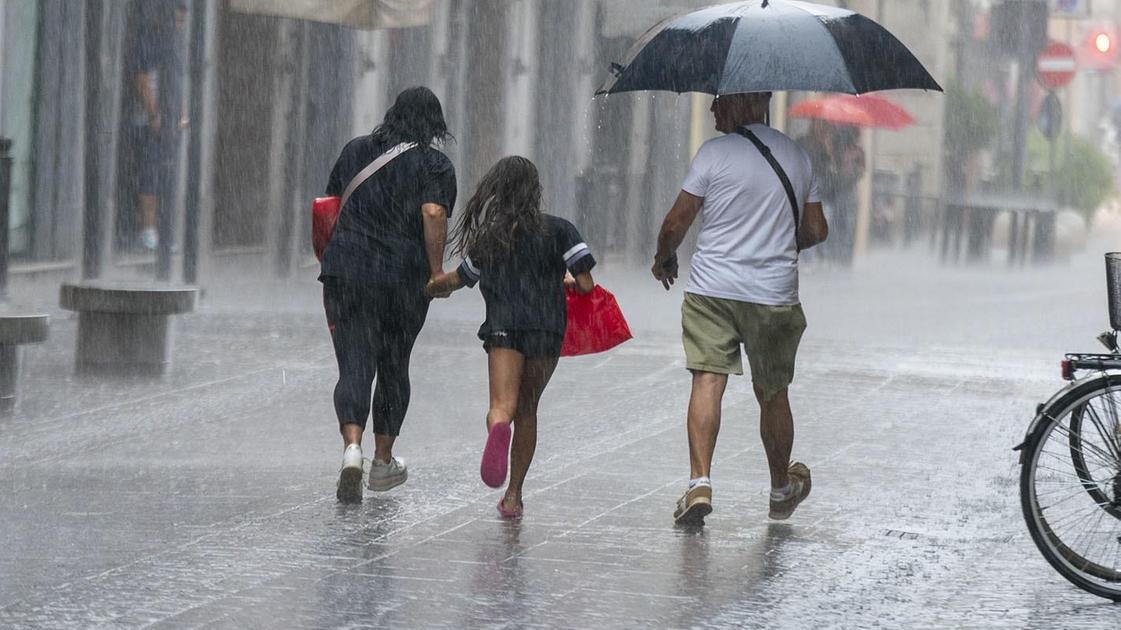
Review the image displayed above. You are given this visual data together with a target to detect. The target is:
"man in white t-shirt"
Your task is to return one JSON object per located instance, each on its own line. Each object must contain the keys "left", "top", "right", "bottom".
{"left": 652, "top": 92, "right": 828, "bottom": 526}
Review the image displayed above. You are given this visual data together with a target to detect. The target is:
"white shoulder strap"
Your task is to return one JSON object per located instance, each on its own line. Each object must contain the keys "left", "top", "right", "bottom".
{"left": 339, "top": 142, "right": 418, "bottom": 211}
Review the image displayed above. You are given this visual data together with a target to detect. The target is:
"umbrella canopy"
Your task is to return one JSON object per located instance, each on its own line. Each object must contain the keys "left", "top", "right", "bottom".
{"left": 788, "top": 94, "right": 915, "bottom": 130}
{"left": 597, "top": 0, "right": 942, "bottom": 96}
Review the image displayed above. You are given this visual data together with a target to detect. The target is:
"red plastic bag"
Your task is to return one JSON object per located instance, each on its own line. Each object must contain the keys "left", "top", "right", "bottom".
{"left": 561, "top": 285, "right": 632, "bottom": 357}
{"left": 312, "top": 196, "right": 341, "bottom": 261}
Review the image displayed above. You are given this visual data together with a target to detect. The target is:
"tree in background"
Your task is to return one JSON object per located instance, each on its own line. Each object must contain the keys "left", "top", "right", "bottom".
{"left": 942, "top": 84, "right": 1000, "bottom": 201}
{"left": 1025, "top": 131, "right": 1117, "bottom": 220}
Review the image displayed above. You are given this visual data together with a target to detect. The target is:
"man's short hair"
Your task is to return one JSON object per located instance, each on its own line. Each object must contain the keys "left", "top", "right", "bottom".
{"left": 715, "top": 91, "right": 772, "bottom": 104}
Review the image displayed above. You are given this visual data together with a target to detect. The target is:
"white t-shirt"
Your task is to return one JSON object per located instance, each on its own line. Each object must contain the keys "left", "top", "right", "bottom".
{"left": 681, "top": 124, "right": 821, "bottom": 306}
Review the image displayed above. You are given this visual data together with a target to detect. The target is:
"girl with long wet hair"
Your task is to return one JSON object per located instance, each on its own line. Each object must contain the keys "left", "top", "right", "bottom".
{"left": 427, "top": 156, "right": 597, "bottom": 518}
{"left": 321, "top": 86, "right": 457, "bottom": 503}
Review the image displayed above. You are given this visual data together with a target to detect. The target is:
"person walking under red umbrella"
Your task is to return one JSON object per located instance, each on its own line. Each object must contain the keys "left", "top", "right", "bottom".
{"left": 426, "top": 156, "right": 596, "bottom": 518}
{"left": 798, "top": 121, "right": 864, "bottom": 266}
{"left": 653, "top": 92, "right": 829, "bottom": 526}
{"left": 791, "top": 94, "right": 912, "bottom": 266}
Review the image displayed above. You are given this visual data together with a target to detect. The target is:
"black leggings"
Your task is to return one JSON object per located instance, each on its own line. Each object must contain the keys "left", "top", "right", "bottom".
{"left": 323, "top": 279, "right": 429, "bottom": 436}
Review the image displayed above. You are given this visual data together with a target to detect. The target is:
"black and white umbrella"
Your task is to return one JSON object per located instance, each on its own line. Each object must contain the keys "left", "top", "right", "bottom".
{"left": 597, "top": 0, "right": 942, "bottom": 96}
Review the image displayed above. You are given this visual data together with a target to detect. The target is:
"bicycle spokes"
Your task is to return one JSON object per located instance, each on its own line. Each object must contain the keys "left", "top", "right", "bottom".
{"left": 1027, "top": 387, "right": 1121, "bottom": 592}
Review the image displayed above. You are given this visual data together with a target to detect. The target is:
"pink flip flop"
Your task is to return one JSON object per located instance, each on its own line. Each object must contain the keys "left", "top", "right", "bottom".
{"left": 480, "top": 421, "right": 511, "bottom": 488}
{"left": 496, "top": 498, "right": 523, "bottom": 519}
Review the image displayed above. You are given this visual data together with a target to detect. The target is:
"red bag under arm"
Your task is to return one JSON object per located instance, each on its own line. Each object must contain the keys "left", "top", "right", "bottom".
{"left": 561, "top": 285, "right": 633, "bottom": 357}
{"left": 312, "top": 196, "right": 341, "bottom": 261}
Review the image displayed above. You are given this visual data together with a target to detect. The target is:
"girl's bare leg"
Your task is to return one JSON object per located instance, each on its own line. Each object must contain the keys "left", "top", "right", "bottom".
{"left": 486, "top": 348, "right": 524, "bottom": 430}
{"left": 504, "top": 357, "right": 558, "bottom": 510}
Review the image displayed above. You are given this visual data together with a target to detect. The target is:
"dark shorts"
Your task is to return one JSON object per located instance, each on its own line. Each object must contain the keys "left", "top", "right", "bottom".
{"left": 482, "top": 330, "right": 563, "bottom": 359}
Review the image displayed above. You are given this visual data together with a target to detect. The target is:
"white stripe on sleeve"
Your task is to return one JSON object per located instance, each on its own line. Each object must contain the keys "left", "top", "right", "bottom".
{"left": 563, "top": 243, "right": 589, "bottom": 263}
{"left": 463, "top": 256, "right": 481, "bottom": 280}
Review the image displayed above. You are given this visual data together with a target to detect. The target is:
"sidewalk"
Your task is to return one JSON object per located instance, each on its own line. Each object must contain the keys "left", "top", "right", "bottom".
{"left": 0, "top": 247, "right": 1116, "bottom": 628}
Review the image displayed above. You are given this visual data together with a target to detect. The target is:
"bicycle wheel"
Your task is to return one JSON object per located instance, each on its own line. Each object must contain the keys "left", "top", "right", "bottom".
{"left": 1021, "top": 375, "right": 1121, "bottom": 601}
{"left": 1069, "top": 403, "right": 1121, "bottom": 518}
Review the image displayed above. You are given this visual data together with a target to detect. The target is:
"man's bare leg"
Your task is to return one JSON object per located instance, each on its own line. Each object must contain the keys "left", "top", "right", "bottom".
{"left": 755, "top": 385, "right": 793, "bottom": 490}
{"left": 140, "top": 194, "right": 158, "bottom": 230}
{"left": 687, "top": 371, "right": 728, "bottom": 478}
{"left": 139, "top": 193, "right": 159, "bottom": 248}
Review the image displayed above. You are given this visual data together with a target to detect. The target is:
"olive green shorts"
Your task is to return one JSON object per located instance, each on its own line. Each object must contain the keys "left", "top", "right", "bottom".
{"left": 681, "top": 292, "right": 807, "bottom": 399}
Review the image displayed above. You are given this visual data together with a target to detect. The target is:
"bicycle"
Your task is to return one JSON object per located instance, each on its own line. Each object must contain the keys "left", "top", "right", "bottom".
{"left": 1016, "top": 253, "right": 1121, "bottom": 602}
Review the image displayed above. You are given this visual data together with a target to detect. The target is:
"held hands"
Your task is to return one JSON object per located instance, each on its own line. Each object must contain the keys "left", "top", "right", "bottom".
{"left": 651, "top": 253, "right": 678, "bottom": 291}
{"left": 426, "top": 269, "right": 467, "bottom": 299}
{"left": 425, "top": 277, "right": 452, "bottom": 299}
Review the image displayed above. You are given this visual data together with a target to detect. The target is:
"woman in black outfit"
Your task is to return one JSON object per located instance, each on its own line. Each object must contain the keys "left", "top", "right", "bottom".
{"left": 321, "top": 87, "right": 456, "bottom": 503}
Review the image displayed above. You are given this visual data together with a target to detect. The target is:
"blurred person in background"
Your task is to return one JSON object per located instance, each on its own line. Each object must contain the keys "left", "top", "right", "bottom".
{"left": 130, "top": 0, "right": 189, "bottom": 251}
{"left": 826, "top": 125, "right": 865, "bottom": 266}
{"left": 798, "top": 121, "right": 864, "bottom": 267}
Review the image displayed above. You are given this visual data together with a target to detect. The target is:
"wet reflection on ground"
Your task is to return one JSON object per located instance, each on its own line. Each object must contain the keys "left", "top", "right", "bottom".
{"left": 2, "top": 252, "right": 1120, "bottom": 627}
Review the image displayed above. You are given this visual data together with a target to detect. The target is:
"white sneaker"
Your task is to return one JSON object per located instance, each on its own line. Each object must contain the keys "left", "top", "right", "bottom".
{"left": 336, "top": 444, "right": 364, "bottom": 503}
{"left": 368, "top": 456, "right": 408, "bottom": 491}
{"left": 140, "top": 228, "right": 158, "bottom": 250}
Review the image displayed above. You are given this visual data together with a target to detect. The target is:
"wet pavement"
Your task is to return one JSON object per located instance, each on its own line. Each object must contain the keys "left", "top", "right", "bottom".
{"left": 1, "top": 249, "right": 1120, "bottom": 628}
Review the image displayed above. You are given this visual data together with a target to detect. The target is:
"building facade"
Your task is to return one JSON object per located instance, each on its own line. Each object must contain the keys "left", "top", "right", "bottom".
{"left": 0, "top": 0, "right": 959, "bottom": 289}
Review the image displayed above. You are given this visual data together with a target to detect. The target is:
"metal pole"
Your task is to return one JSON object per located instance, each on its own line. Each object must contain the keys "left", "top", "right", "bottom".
{"left": 182, "top": 0, "right": 206, "bottom": 285}
{"left": 0, "top": 137, "right": 11, "bottom": 298}
{"left": 1009, "top": 1, "right": 1045, "bottom": 191}
{"left": 852, "top": 0, "right": 882, "bottom": 260}
{"left": 156, "top": 3, "right": 187, "bottom": 281}
{"left": 1048, "top": 131, "right": 1057, "bottom": 202}
{"left": 81, "top": 0, "right": 104, "bottom": 281}
{"left": 275, "top": 20, "right": 309, "bottom": 278}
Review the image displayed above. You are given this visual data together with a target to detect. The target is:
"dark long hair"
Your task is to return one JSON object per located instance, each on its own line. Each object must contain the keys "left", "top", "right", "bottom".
{"left": 371, "top": 86, "right": 453, "bottom": 147}
{"left": 453, "top": 156, "right": 544, "bottom": 265}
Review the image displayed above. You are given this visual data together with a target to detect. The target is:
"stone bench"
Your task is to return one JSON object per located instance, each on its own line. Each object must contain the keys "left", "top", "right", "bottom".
{"left": 59, "top": 283, "right": 197, "bottom": 376}
{"left": 938, "top": 201, "right": 1056, "bottom": 267}
{"left": 0, "top": 312, "right": 49, "bottom": 413}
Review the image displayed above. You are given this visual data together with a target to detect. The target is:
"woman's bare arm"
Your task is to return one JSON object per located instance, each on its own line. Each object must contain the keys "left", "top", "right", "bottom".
{"left": 425, "top": 269, "right": 465, "bottom": 297}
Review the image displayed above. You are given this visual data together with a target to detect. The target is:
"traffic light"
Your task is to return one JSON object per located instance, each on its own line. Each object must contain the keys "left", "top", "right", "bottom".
{"left": 1084, "top": 26, "right": 1119, "bottom": 69}
{"left": 1094, "top": 31, "right": 1112, "bottom": 55}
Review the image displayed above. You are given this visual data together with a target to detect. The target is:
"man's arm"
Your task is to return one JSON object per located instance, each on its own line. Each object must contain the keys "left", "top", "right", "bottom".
{"left": 421, "top": 202, "right": 448, "bottom": 277}
{"left": 797, "top": 201, "right": 828, "bottom": 251}
{"left": 652, "top": 190, "right": 703, "bottom": 290}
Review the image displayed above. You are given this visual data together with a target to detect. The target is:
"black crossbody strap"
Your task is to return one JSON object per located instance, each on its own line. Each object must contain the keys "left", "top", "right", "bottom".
{"left": 736, "top": 126, "right": 800, "bottom": 243}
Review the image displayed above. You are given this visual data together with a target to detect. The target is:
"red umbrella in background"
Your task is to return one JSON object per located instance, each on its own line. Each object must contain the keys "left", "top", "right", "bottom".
{"left": 788, "top": 94, "right": 915, "bottom": 130}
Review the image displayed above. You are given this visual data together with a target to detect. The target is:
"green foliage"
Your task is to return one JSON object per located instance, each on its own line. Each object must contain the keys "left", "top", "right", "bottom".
{"left": 943, "top": 84, "right": 1000, "bottom": 157}
{"left": 1025, "top": 130, "right": 1116, "bottom": 218}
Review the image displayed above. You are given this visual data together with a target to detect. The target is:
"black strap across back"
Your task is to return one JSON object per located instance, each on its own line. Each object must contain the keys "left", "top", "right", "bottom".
{"left": 735, "top": 126, "right": 800, "bottom": 248}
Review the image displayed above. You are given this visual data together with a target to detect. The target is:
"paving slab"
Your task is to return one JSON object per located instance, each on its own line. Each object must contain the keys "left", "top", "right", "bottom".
{"left": 0, "top": 248, "right": 1119, "bottom": 628}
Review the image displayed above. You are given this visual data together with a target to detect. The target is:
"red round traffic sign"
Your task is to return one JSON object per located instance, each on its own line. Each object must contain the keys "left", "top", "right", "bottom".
{"left": 1037, "top": 41, "right": 1078, "bottom": 90}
